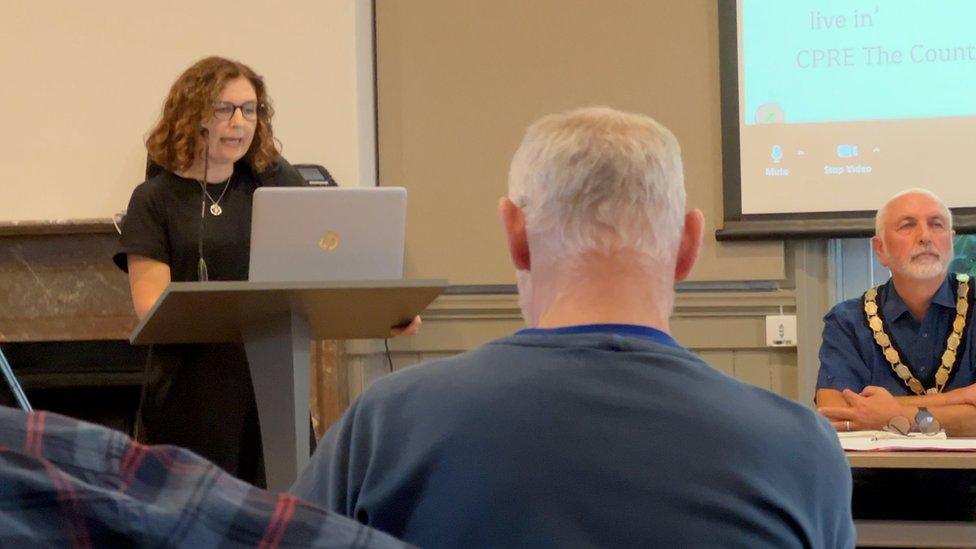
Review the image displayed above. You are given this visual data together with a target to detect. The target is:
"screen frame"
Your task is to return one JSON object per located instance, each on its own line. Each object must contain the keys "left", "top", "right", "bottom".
{"left": 715, "top": 0, "right": 976, "bottom": 241}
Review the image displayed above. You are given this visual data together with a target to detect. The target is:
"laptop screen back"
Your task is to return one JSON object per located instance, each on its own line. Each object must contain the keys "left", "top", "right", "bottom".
{"left": 248, "top": 187, "right": 406, "bottom": 282}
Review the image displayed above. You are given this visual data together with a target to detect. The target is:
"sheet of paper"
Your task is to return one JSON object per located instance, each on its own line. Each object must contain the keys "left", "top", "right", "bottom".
{"left": 838, "top": 431, "right": 976, "bottom": 451}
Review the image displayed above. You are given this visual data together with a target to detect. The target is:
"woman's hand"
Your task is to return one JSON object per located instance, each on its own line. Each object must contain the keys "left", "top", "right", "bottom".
{"left": 390, "top": 315, "right": 422, "bottom": 337}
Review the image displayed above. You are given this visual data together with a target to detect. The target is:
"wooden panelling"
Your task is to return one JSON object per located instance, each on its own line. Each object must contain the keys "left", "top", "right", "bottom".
{"left": 341, "top": 289, "right": 801, "bottom": 406}
{"left": 695, "top": 350, "right": 735, "bottom": 377}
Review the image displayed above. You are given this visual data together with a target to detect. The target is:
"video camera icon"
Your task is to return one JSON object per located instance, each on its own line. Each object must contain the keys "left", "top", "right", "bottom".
{"left": 836, "top": 144, "right": 859, "bottom": 158}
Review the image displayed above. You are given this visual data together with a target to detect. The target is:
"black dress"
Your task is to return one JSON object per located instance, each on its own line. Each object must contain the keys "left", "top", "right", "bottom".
{"left": 114, "top": 159, "right": 305, "bottom": 487}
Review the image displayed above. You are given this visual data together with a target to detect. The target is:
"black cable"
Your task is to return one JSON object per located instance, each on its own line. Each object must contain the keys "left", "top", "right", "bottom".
{"left": 383, "top": 338, "right": 394, "bottom": 373}
{"left": 197, "top": 128, "right": 210, "bottom": 282}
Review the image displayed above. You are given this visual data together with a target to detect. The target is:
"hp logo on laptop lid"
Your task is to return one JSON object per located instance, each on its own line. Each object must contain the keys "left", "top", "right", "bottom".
{"left": 318, "top": 231, "right": 340, "bottom": 252}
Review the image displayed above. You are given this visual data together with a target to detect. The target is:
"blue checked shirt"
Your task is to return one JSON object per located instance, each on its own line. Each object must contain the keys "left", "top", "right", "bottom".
{"left": 0, "top": 406, "right": 409, "bottom": 548}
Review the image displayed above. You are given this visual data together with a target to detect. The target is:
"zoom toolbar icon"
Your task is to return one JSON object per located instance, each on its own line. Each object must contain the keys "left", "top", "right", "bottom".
{"left": 755, "top": 103, "right": 785, "bottom": 124}
{"left": 837, "top": 144, "right": 859, "bottom": 158}
{"left": 771, "top": 145, "right": 783, "bottom": 163}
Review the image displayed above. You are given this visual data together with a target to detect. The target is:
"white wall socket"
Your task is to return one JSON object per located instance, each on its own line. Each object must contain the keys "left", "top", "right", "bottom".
{"left": 765, "top": 315, "right": 797, "bottom": 347}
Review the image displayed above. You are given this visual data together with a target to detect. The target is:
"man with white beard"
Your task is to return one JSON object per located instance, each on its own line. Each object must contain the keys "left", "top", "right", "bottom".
{"left": 817, "top": 189, "right": 976, "bottom": 435}
{"left": 292, "top": 106, "right": 854, "bottom": 548}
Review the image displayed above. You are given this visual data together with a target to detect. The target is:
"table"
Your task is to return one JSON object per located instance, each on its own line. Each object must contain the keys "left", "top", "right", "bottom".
{"left": 846, "top": 450, "right": 976, "bottom": 548}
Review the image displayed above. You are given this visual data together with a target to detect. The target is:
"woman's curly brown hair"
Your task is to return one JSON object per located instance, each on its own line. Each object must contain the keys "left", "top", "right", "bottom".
{"left": 146, "top": 56, "right": 279, "bottom": 174}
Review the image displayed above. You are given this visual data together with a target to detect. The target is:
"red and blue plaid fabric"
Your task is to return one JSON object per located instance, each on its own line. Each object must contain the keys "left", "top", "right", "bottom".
{"left": 0, "top": 406, "right": 408, "bottom": 548}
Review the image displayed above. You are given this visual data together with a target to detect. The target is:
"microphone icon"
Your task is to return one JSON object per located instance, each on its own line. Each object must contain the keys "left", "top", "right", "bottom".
{"left": 771, "top": 145, "right": 783, "bottom": 164}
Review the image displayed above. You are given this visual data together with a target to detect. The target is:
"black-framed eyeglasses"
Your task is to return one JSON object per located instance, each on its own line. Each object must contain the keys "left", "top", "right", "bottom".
{"left": 212, "top": 101, "right": 262, "bottom": 121}
{"left": 884, "top": 415, "right": 912, "bottom": 436}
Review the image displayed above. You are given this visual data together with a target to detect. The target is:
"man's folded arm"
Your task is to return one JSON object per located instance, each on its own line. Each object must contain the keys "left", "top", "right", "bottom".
{"left": 899, "top": 385, "right": 976, "bottom": 435}
{"left": 815, "top": 388, "right": 848, "bottom": 408}
{"left": 815, "top": 311, "right": 872, "bottom": 406}
{"left": 820, "top": 385, "right": 976, "bottom": 435}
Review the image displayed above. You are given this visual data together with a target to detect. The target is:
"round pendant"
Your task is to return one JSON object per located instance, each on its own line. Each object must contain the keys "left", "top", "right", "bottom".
{"left": 210, "top": 204, "right": 223, "bottom": 216}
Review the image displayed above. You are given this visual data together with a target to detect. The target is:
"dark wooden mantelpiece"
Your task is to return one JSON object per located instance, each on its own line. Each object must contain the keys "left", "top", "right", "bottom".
{"left": 0, "top": 220, "right": 142, "bottom": 432}
{"left": 0, "top": 219, "right": 136, "bottom": 342}
{"left": 0, "top": 218, "right": 118, "bottom": 237}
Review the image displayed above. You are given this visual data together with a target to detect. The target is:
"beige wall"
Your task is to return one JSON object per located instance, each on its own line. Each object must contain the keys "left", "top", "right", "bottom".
{"left": 0, "top": 0, "right": 375, "bottom": 223}
{"left": 376, "top": 0, "right": 785, "bottom": 284}
{"left": 334, "top": 0, "right": 821, "bottom": 414}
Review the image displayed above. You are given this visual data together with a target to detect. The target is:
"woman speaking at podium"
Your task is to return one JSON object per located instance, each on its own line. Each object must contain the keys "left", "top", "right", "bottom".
{"left": 114, "top": 57, "right": 307, "bottom": 486}
{"left": 115, "top": 57, "right": 417, "bottom": 486}
{"left": 115, "top": 57, "right": 420, "bottom": 486}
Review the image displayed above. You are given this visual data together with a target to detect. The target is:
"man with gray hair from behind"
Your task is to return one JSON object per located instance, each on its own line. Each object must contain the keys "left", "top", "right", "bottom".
{"left": 292, "top": 106, "right": 855, "bottom": 548}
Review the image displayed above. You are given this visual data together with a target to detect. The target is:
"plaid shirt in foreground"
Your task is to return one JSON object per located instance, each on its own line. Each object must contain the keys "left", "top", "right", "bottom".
{"left": 0, "top": 406, "right": 408, "bottom": 548}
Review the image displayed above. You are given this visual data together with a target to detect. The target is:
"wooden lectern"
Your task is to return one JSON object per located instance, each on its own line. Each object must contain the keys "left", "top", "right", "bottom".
{"left": 130, "top": 279, "right": 447, "bottom": 491}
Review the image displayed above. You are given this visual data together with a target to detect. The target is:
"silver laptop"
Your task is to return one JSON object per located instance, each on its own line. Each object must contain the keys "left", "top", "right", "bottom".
{"left": 249, "top": 187, "right": 406, "bottom": 282}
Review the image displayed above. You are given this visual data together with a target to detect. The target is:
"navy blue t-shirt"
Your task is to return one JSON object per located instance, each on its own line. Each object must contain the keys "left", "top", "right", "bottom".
{"left": 818, "top": 275, "right": 976, "bottom": 394}
{"left": 292, "top": 324, "right": 854, "bottom": 548}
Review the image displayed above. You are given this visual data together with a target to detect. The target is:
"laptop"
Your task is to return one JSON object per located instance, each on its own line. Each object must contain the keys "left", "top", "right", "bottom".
{"left": 248, "top": 187, "right": 406, "bottom": 282}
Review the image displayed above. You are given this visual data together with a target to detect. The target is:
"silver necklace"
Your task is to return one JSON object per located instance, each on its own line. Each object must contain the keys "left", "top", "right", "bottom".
{"left": 200, "top": 174, "right": 232, "bottom": 216}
